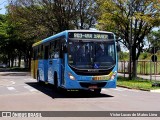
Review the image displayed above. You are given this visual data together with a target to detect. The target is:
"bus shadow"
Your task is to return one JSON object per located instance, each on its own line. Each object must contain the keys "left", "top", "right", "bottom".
{"left": 26, "top": 82, "right": 114, "bottom": 98}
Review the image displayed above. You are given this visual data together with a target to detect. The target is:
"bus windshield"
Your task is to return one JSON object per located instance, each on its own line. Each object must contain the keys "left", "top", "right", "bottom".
{"left": 68, "top": 40, "right": 116, "bottom": 70}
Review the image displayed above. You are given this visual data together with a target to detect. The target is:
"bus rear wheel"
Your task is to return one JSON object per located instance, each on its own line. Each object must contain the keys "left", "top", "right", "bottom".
{"left": 37, "top": 72, "right": 42, "bottom": 84}
{"left": 37, "top": 73, "right": 40, "bottom": 82}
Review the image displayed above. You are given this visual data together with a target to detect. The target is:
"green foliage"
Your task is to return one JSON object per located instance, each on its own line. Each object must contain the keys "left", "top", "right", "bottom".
{"left": 0, "top": 0, "right": 98, "bottom": 68}
{"left": 117, "top": 76, "right": 160, "bottom": 90}
{"left": 119, "top": 51, "right": 129, "bottom": 61}
{"left": 0, "top": 13, "right": 29, "bottom": 67}
{"left": 147, "top": 30, "right": 160, "bottom": 49}
{"left": 0, "top": 14, "right": 8, "bottom": 39}
{"left": 97, "top": 0, "right": 160, "bottom": 59}
{"left": 140, "top": 52, "right": 148, "bottom": 60}
{"left": 7, "top": 0, "right": 97, "bottom": 39}
{"left": 119, "top": 51, "right": 160, "bottom": 61}
{"left": 0, "top": 14, "right": 9, "bottom": 63}
{"left": 97, "top": 0, "right": 160, "bottom": 78}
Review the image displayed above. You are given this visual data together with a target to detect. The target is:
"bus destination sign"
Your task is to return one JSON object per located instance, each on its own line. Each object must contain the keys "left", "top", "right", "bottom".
{"left": 69, "top": 32, "right": 114, "bottom": 39}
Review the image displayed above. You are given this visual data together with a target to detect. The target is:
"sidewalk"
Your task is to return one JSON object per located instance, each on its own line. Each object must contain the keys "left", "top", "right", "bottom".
{"left": 0, "top": 72, "right": 30, "bottom": 76}
{"left": 118, "top": 73, "right": 160, "bottom": 81}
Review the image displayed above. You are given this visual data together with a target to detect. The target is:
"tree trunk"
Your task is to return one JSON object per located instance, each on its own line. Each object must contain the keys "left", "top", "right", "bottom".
{"left": 8, "top": 54, "right": 10, "bottom": 67}
{"left": 24, "top": 56, "right": 27, "bottom": 68}
{"left": 18, "top": 52, "right": 22, "bottom": 67}
{"left": 11, "top": 58, "right": 14, "bottom": 67}
{"left": 132, "top": 46, "right": 137, "bottom": 79}
{"left": 132, "top": 60, "right": 137, "bottom": 79}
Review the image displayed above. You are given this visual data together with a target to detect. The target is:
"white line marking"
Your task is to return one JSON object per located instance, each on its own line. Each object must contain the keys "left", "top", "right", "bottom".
{"left": 102, "top": 89, "right": 108, "bottom": 91}
{"left": 7, "top": 87, "right": 16, "bottom": 91}
{"left": 150, "top": 89, "right": 160, "bottom": 93}
{"left": 114, "top": 88, "right": 126, "bottom": 91}
{"left": 24, "top": 78, "right": 34, "bottom": 81}
{"left": 24, "top": 86, "right": 38, "bottom": 92}
{"left": 10, "top": 81, "right": 15, "bottom": 84}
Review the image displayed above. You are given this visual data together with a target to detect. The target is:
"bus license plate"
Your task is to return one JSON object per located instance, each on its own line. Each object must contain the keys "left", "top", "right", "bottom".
{"left": 89, "top": 85, "right": 98, "bottom": 89}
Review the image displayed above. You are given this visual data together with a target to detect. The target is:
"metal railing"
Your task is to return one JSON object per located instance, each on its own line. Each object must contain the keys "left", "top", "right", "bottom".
{"left": 118, "top": 60, "right": 160, "bottom": 75}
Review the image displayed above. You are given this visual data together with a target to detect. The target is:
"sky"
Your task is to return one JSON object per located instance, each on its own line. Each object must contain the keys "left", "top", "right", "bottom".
{"left": 0, "top": 0, "right": 8, "bottom": 14}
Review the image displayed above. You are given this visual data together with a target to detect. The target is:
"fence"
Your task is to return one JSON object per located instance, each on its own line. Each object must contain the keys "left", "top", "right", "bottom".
{"left": 118, "top": 60, "right": 160, "bottom": 75}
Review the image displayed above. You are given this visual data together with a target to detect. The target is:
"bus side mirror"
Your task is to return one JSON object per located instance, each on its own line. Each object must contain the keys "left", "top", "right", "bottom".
{"left": 116, "top": 42, "right": 121, "bottom": 52}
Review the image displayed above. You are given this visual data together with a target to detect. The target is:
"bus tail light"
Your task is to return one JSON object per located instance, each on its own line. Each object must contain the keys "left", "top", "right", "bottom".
{"left": 68, "top": 73, "right": 75, "bottom": 80}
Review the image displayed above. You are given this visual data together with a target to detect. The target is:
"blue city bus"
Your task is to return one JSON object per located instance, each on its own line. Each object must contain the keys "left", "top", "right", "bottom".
{"left": 31, "top": 30, "right": 119, "bottom": 94}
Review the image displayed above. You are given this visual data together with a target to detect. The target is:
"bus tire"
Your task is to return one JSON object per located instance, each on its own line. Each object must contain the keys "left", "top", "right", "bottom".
{"left": 93, "top": 89, "right": 101, "bottom": 94}
{"left": 37, "top": 72, "right": 42, "bottom": 84}
{"left": 54, "top": 73, "right": 59, "bottom": 90}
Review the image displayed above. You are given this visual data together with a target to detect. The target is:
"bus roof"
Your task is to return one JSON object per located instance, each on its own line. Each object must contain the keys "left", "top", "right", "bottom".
{"left": 67, "top": 30, "right": 113, "bottom": 34}
{"left": 32, "top": 30, "right": 67, "bottom": 47}
{"left": 32, "top": 30, "right": 114, "bottom": 47}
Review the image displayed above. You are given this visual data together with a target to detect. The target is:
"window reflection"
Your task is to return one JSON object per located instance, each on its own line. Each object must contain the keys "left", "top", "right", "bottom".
{"left": 68, "top": 40, "right": 116, "bottom": 70}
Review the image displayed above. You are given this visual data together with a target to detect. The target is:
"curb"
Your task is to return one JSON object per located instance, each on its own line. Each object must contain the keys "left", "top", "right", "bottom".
{"left": 150, "top": 89, "right": 160, "bottom": 93}
{"left": 117, "top": 85, "right": 150, "bottom": 91}
{"left": 118, "top": 85, "right": 160, "bottom": 93}
{"left": 0, "top": 72, "right": 30, "bottom": 76}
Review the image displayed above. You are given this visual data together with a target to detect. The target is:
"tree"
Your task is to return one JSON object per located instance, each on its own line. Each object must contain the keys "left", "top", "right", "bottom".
{"left": 6, "top": 20, "right": 26, "bottom": 67}
{"left": 0, "top": 14, "right": 9, "bottom": 64}
{"left": 119, "top": 51, "right": 129, "bottom": 61}
{"left": 0, "top": 14, "right": 18, "bottom": 67}
{"left": 6, "top": 0, "right": 97, "bottom": 68}
{"left": 147, "top": 29, "right": 160, "bottom": 53}
{"left": 8, "top": 0, "right": 97, "bottom": 35}
{"left": 72, "top": 0, "right": 97, "bottom": 29}
{"left": 97, "top": 0, "right": 160, "bottom": 79}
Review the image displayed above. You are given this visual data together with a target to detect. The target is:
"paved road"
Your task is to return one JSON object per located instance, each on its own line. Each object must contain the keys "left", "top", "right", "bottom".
{"left": 0, "top": 72, "right": 160, "bottom": 120}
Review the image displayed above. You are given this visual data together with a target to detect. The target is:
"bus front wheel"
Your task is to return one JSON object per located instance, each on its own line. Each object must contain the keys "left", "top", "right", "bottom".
{"left": 93, "top": 89, "right": 101, "bottom": 94}
{"left": 54, "top": 73, "right": 58, "bottom": 90}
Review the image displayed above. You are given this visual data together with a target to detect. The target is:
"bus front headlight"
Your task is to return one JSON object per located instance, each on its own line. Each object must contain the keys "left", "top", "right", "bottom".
{"left": 68, "top": 72, "right": 75, "bottom": 80}
{"left": 110, "top": 71, "right": 117, "bottom": 80}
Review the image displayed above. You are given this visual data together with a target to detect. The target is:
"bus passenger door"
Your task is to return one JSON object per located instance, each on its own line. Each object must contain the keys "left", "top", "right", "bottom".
{"left": 48, "top": 42, "right": 54, "bottom": 84}
{"left": 60, "top": 40, "right": 67, "bottom": 86}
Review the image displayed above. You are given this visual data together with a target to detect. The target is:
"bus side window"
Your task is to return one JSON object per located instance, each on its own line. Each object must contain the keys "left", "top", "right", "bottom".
{"left": 60, "top": 38, "right": 66, "bottom": 59}
{"left": 38, "top": 46, "right": 40, "bottom": 59}
{"left": 44, "top": 45, "right": 49, "bottom": 59}
{"left": 42, "top": 45, "right": 44, "bottom": 59}
{"left": 49, "top": 41, "right": 55, "bottom": 59}
{"left": 38, "top": 45, "right": 43, "bottom": 59}
{"left": 54, "top": 40, "right": 60, "bottom": 58}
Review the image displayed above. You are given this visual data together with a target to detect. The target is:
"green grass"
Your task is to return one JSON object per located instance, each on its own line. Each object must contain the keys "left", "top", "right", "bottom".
{"left": 117, "top": 76, "right": 160, "bottom": 91}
